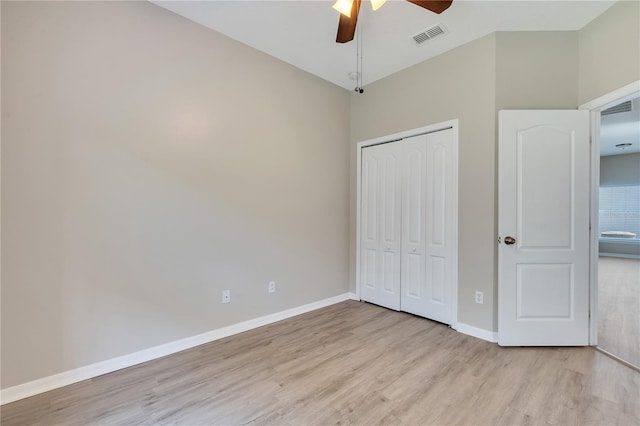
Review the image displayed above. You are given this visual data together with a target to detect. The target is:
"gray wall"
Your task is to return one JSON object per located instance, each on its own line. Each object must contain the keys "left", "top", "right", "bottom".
{"left": 3, "top": 0, "right": 639, "bottom": 391}
{"left": 350, "top": 6, "right": 639, "bottom": 332}
{"left": 495, "top": 31, "right": 579, "bottom": 110}
{"left": 579, "top": 1, "right": 640, "bottom": 105}
{"left": 350, "top": 34, "right": 498, "bottom": 331}
{"left": 493, "top": 31, "right": 581, "bottom": 330}
{"left": 1, "top": 1, "right": 350, "bottom": 388}
{"left": 350, "top": 31, "right": 582, "bottom": 332}
{"left": 600, "top": 153, "right": 640, "bottom": 186}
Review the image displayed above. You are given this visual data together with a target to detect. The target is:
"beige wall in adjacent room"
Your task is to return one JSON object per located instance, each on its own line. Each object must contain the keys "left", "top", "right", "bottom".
{"left": 1, "top": 1, "right": 350, "bottom": 388}
{"left": 350, "top": 34, "right": 498, "bottom": 332}
{"left": 578, "top": 0, "right": 640, "bottom": 105}
{"left": 600, "top": 153, "right": 640, "bottom": 186}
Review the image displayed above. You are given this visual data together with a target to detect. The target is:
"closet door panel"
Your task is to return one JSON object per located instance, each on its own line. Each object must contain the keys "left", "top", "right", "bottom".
{"left": 406, "top": 252, "right": 424, "bottom": 298}
{"left": 360, "top": 143, "right": 401, "bottom": 310}
{"left": 407, "top": 148, "right": 425, "bottom": 247}
{"left": 429, "top": 142, "right": 447, "bottom": 247}
{"left": 378, "top": 146, "right": 402, "bottom": 309}
{"left": 429, "top": 256, "right": 446, "bottom": 303}
{"left": 361, "top": 155, "right": 378, "bottom": 297}
{"left": 363, "top": 248, "right": 377, "bottom": 290}
{"left": 401, "top": 136, "right": 428, "bottom": 315}
{"left": 423, "top": 129, "right": 455, "bottom": 323}
{"left": 363, "top": 158, "right": 378, "bottom": 244}
{"left": 382, "top": 252, "right": 397, "bottom": 293}
{"left": 401, "top": 129, "right": 455, "bottom": 324}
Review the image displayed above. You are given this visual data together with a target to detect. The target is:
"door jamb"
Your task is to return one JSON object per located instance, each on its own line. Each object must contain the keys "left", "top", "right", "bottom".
{"left": 355, "top": 119, "right": 459, "bottom": 329}
{"left": 579, "top": 80, "right": 640, "bottom": 346}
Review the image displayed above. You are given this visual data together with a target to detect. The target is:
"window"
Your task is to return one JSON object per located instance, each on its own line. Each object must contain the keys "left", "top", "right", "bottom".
{"left": 599, "top": 185, "right": 640, "bottom": 240}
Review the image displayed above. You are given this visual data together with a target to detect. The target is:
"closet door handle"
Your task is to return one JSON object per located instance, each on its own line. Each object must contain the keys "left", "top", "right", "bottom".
{"left": 504, "top": 236, "right": 516, "bottom": 245}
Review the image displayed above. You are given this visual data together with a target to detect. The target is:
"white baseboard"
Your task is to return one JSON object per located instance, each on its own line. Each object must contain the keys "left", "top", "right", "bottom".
{"left": 455, "top": 322, "right": 498, "bottom": 343}
{"left": 1, "top": 292, "right": 355, "bottom": 405}
{"left": 348, "top": 294, "right": 496, "bottom": 344}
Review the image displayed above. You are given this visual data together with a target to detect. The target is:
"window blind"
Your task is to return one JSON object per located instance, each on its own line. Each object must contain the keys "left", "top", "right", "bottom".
{"left": 599, "top": 185, "right": 640, "bottom": 239}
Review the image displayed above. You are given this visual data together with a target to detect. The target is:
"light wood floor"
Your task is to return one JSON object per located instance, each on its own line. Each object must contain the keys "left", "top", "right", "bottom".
{"left": 2, "top": 301, "right": 639, "bottom": 425}
{"left": 598, "top": 256, "right": 640, "bottom": 368}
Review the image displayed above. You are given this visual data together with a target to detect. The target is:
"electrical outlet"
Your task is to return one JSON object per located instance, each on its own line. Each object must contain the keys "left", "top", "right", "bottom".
{"left": 268, "top": 281, "right": 276, "bottom": 293}
{"left": 222, "top": 290, "right": 231, "bottom": 304}
{"left": 475, "top": 291, "right": 484, "bottom": 304}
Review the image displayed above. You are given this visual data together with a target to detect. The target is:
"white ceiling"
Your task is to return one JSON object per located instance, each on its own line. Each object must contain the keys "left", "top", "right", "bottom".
{"left": 601, "top": 96, "right": 640, "bottom": 157}
{"left": 151, "top": 0, "right": 616, "bottom": 90}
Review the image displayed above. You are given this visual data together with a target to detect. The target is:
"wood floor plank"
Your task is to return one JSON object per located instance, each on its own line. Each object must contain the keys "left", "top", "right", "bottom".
{"left": 2, "top": 300, "right": 639, "bottom": 425}
{"left": 598, "top": 256, "right": 640, "bottom": 368}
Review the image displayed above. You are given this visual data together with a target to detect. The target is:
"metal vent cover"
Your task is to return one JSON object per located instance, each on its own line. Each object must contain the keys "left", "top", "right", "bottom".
{"left": 413, "top": 24, "right": 447, "bottom": 45}
{"left": 602, "top": 100, "right": 633, "bottom": 116}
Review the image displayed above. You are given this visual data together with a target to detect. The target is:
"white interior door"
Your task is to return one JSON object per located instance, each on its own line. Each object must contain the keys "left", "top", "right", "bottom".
{"left": 361, "top": 142, "right": 402, "bottom": 310}
{"left": 498, "top": 110, "right": 590, "bottom": 346}
{"left": 400, "top": 130, "right": 456, "bottom": 324}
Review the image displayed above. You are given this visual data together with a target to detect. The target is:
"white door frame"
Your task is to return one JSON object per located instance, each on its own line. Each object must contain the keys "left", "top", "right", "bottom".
{"left": 355, "top": 119, "right": 459, "bottom": 329}
{"left": 579, "top": 80, "right": 640, "bottom": 346}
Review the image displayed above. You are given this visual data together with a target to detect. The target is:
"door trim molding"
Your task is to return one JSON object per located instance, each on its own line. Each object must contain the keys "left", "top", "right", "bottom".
{"left": 355, "top": 119, "right": 459, "bottom": 329}
{"left": 579, "top": 80, "right": 640, "bottom": 346}
{"left": 579, "top": 81, "right": 640, "bottom": 111}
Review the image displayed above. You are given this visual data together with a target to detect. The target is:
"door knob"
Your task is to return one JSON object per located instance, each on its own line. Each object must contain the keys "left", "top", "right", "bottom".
{"left": 504, "top": 236, "right": 516, "bottom": 245}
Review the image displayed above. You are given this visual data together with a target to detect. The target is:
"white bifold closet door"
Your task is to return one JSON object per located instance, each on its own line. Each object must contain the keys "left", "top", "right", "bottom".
{"left": 361, "top": 141, "right": 402, "bottom": 310}
{"left": 360, "top": 129, "right": 455, "bottom": 325}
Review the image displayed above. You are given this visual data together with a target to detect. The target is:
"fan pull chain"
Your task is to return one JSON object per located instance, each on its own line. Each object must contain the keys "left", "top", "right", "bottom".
{"left": 360, "top": 22, "right": 363, "bottom": 92}
{"left": 355, "top": 21, "right": 364, "bottom": 94}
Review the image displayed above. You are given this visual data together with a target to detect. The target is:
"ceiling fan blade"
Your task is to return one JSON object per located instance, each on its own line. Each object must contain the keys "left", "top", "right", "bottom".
{"left": 406, "top": 0, "right": 453, "bottom": 14}
{"left": 336, "top": 0, "right": 361, "bottom": 43}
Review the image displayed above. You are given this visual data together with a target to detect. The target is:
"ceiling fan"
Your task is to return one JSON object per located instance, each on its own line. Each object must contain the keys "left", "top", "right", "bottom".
{"left": 334, "top": 0, "right": 453, "bottom": 43}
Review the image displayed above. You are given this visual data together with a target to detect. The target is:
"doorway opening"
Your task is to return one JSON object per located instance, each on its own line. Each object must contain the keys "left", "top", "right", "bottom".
{"left": 597, "top": 94, "right": 640, "bottom": 369}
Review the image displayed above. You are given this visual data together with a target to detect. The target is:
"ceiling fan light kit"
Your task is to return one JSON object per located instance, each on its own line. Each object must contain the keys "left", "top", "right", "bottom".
{"left": 335, "top": 0, "right": 454, "bottom": 93}
{"left": 333, "top": 0, "right": 355, "bottom": 18}
{"left": 370, "top": 0, "right": 387, "bottom": 11}
{"left": 333, "top": 0, "right": 387, "bottom": 18}
{"left": 334, "top": 0, "right": 453, "bottom": 43}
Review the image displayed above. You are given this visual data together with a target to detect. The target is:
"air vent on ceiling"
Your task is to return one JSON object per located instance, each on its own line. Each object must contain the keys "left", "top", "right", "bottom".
{"left": 413, "top": 23, "right": 447, "bottom": 45}
{"left": 601, "top": 100, "right": 633, "bottom": 116}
